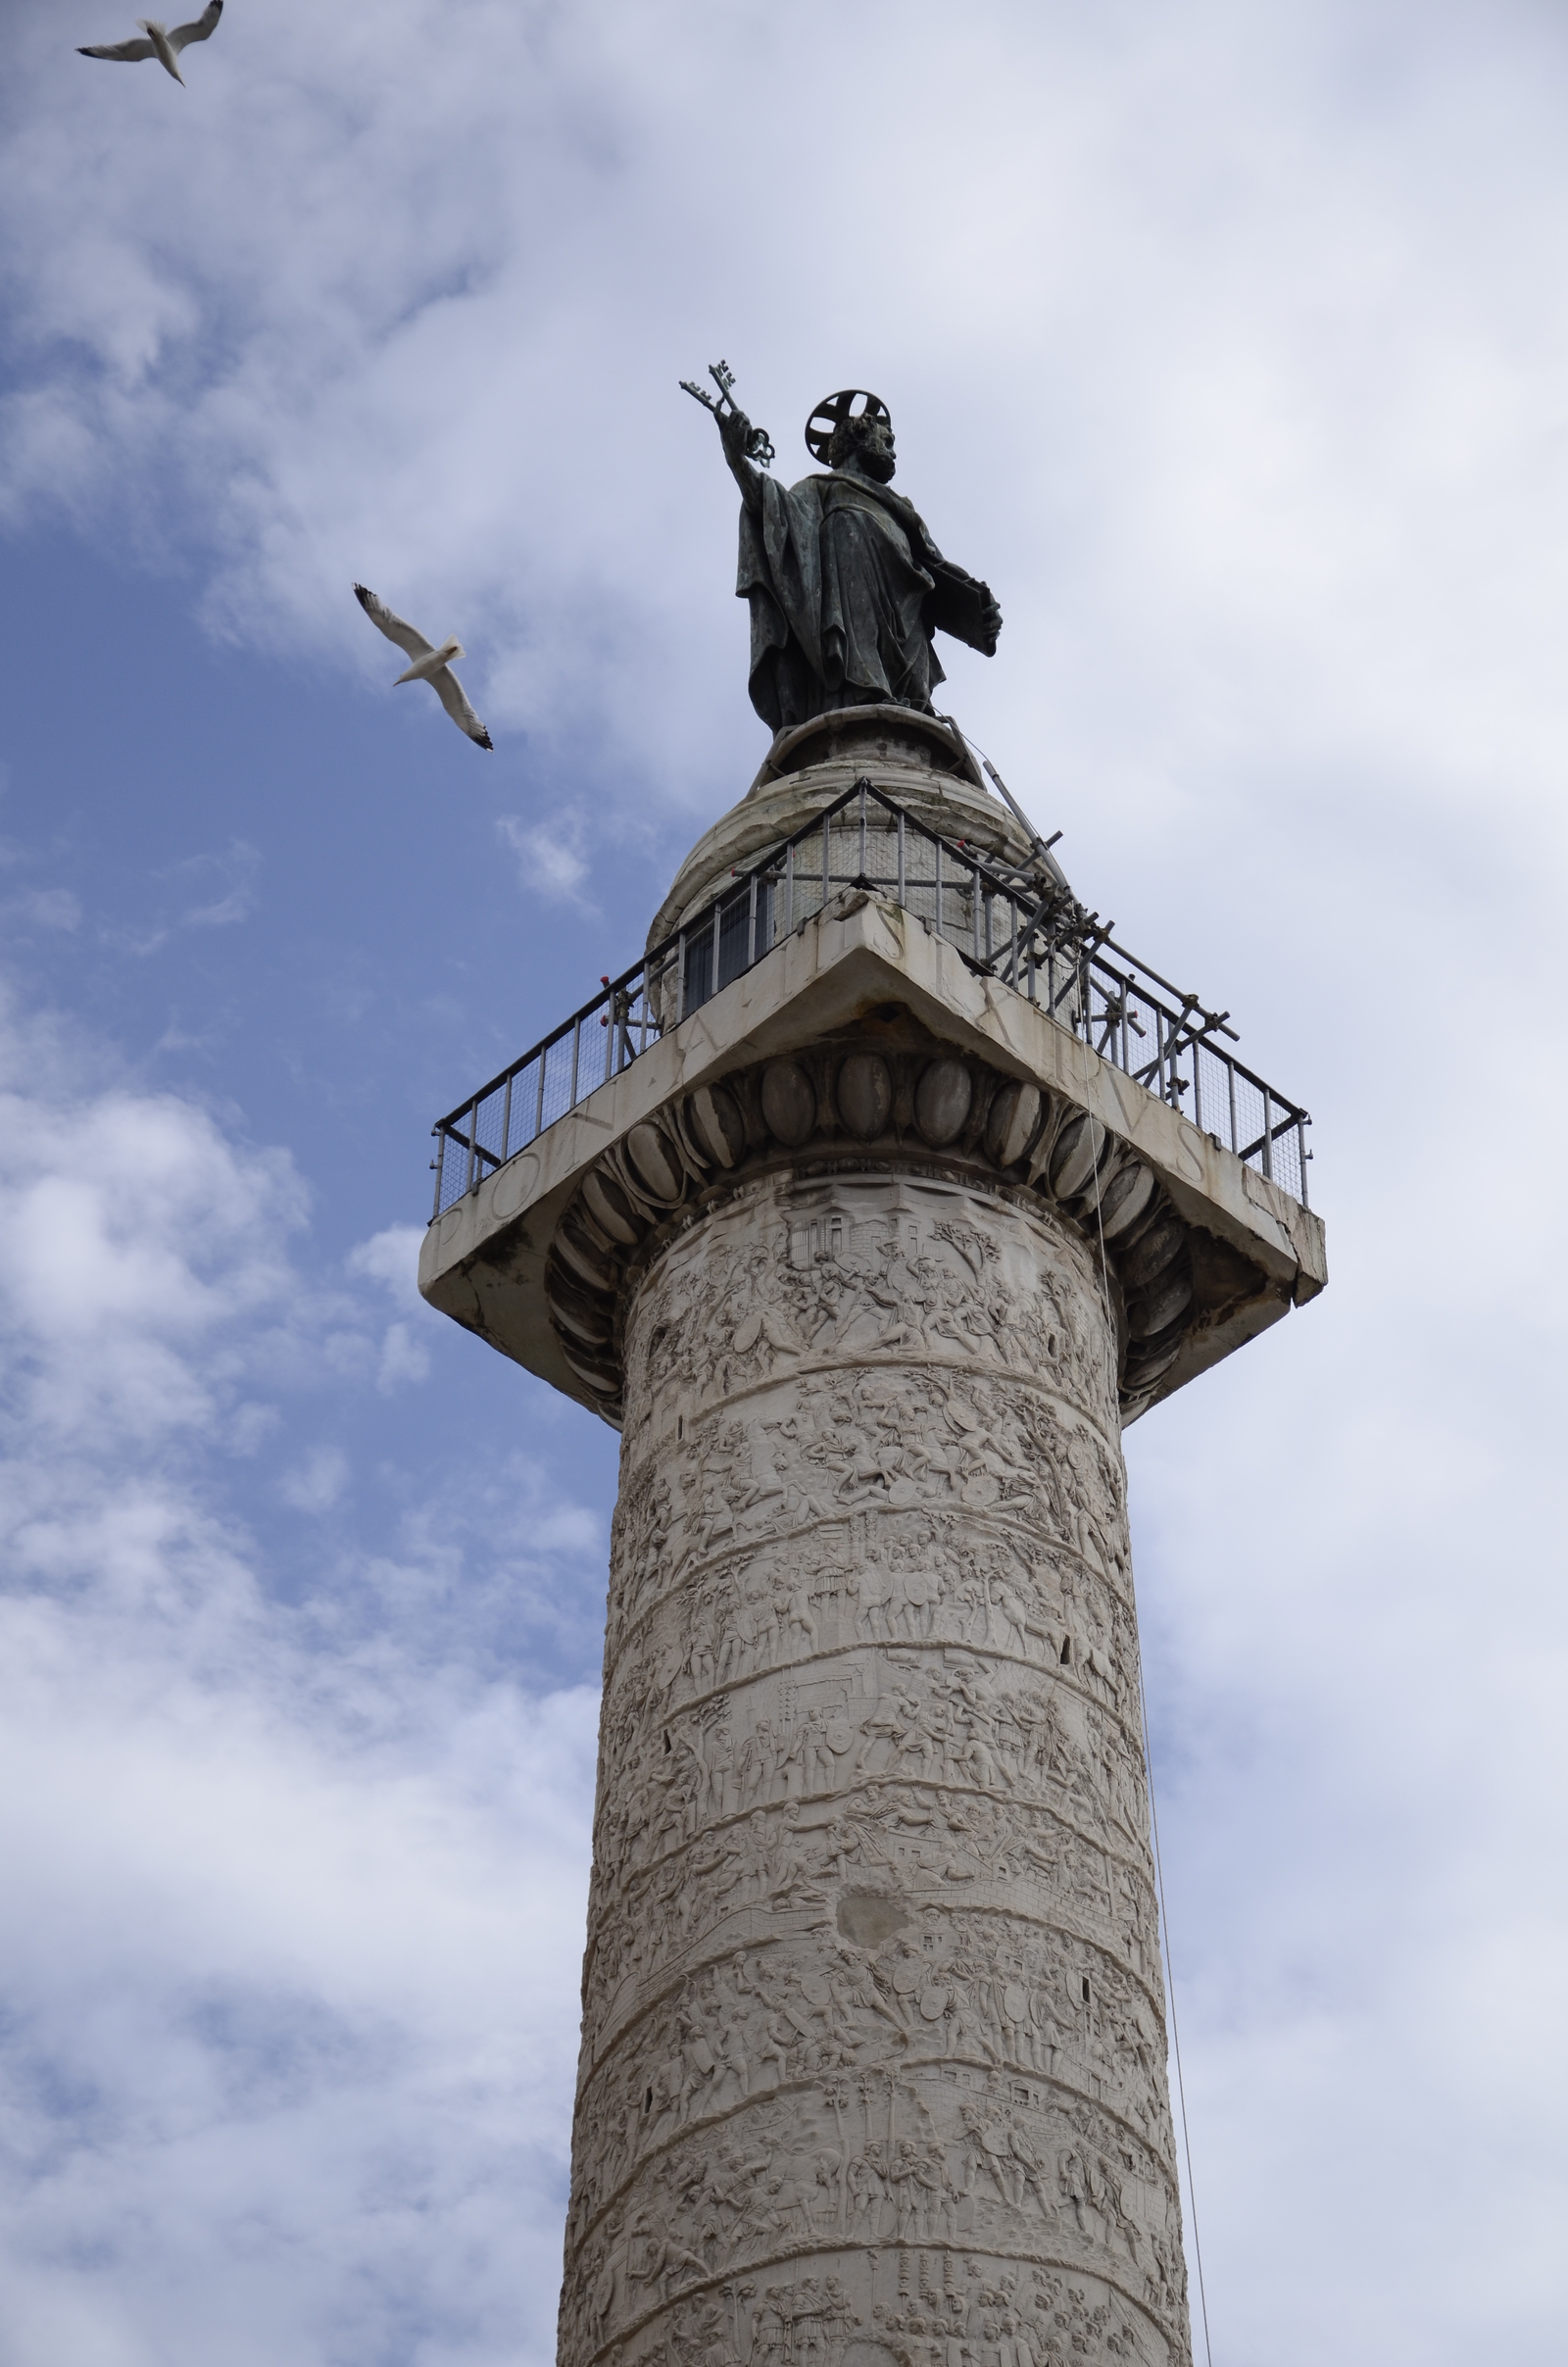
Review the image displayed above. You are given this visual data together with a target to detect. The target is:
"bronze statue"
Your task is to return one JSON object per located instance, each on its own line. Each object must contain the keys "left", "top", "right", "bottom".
{"left": 683, "top": 366, "right": 1003, "bottom": 731}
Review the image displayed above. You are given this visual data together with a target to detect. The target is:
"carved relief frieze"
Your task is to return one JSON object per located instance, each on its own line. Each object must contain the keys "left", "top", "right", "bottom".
{"left": 578, "top": 1786, "right": 1162, "bottom": 2062}
{"left": 544, "top": 1027, "right": 1231, "bottom": 1429}
{"left": 559, "top": 1164, "right": 1192, "bottom": 2367}
{"left": 600, "top": 1512, "right": 1142, "bottom": 1744}
{"left": 589, "top": 1646, "right": 1152, "bottom": 1926}
{"left": 568, "top": 1904, "right": 1174, "bottom": 2233}
{"left": 561, "top": 2061, "right": 1186, "bottom": 2365}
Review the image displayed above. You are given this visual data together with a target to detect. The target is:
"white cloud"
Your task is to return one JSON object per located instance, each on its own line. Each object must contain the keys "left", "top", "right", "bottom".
{"left": 171, "top": 840, "right": 260, "bottom": 929}
{"left": 347, "top": 1222, "right": 426, "bottom": 1313}
{"left": 228, "top": 1400, "right": 280, "bottom": 1455}
{"left": 0, "top": 997, "right": 307, "bottom": 1446}
{"left": 349, "top": 1227, "right": 440, "bottom": 1389}
{"left": 0, "top": 980, "right": 606, "bottom": 2367}
{"left": 375, "top": 1320, "right": 430, "bottom": 1392}
{"left": 496, "top": 814, "right": 593, "bottom": 907}
{"left": 7, "top": 886, "right": 81, "bottom": 931}
{"left": 278, "top": 1444, "right": 350, "bottom": 1512}
{"left": 180, "top": 887, "right": 251, "bottom": 928}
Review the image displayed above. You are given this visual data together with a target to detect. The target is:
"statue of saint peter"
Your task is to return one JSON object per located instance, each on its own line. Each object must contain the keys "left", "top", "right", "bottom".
{"left": 710, "top": 386, "right": 1004, "bottom": 732}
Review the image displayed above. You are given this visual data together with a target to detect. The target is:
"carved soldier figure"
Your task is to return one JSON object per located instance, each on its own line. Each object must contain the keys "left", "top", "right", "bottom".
{"left": 848, "top": 2145, "right": 884, "bottom": 2239}
{"left": 995, "top": 1963, "right": 1039, "bottom": 2073}
{"left": 750, "top": 2286, "right": 790, "bottom": 2367}
{"left": 1058, "top": 2144, "right": 1094, "bottom": 2237}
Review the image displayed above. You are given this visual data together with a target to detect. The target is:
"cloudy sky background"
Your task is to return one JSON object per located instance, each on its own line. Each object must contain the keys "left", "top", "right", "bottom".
{"left": 1, "top": 2, "right": 1564, "bottom": 2361}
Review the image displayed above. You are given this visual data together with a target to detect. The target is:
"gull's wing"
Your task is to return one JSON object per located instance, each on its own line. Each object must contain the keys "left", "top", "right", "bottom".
{"left": 429, "top": 666, "right": 494, "bottom": 751}
{"left": 78, "top": 36, "right": 158, "bottom": 60}
{"left": 170, "top": 0, "right": 222, "bottom": 51}
{"left": 354, "top": 582, "right": 434, "bottom": 666}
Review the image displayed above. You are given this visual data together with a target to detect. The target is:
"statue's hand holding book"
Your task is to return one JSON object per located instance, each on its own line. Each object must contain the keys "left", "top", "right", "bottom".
{"left": 926, "top": 560, "right": 1004, "bottom": 658}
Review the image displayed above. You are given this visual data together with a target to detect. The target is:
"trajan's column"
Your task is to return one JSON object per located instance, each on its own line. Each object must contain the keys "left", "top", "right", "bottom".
{"left": 419, "top": 380, "right": 1326, "bottom": 2367}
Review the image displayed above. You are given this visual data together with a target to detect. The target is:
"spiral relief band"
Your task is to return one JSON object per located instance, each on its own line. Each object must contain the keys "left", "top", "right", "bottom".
{"left": 556, "top": 1148, "right": 1193, "bottom": 2367}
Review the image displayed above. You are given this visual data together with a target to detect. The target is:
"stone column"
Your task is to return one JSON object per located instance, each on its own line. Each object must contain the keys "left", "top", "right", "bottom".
{"left": 419, "top": 723, "right": 1325, "bottom": 2365}
{"left": 558, "top": 1116, "right": 1190, "bottom": 2366}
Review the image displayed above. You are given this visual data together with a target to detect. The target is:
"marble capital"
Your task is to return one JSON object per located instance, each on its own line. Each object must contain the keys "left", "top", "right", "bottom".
{"left": 419, "top": 888, "right": 1325, "bottom": 1432}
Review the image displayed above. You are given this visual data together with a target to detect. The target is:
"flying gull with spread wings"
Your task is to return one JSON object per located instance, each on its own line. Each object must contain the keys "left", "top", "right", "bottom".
{"left": 78, "top": 0, "right": 223, "bottom": 82}
{"left": 353, "top": 584, "right": 494, "bottom": 752}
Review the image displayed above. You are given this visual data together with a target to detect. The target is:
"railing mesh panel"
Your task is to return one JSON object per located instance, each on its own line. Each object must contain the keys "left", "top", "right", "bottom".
{"left": 431, "top": 779, "right": 1311, "bottom": 1217}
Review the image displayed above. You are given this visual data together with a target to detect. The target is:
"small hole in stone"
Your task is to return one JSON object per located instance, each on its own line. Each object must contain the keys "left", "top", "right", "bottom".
{"left": 1059, "top": 1638, "right": 1071, "bottom": 1665}
{"left": 1082, "top": 1976, "right": 1092, "bottom": 2003}
{"left": 837, "top": 1891, "right": 910, "bottom": 1948}
{"left": 663, "top": 1731, "right": 671, "bottom": 1754}
{"left": 677, "top": 1414, "right": 684, "bottom": 1441}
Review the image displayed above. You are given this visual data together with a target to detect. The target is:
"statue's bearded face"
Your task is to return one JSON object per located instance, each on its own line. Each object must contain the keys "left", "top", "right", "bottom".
{"left": 857, "top": 419, "right": 897, "bottom": 483}
{"left": 828, "top": 412, "right": 897, "bottom": 482}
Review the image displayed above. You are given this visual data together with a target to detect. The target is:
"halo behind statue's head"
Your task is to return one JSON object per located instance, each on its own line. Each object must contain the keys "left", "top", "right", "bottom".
{"left": 806, "top": 389, "right": 892, "bottom": 468}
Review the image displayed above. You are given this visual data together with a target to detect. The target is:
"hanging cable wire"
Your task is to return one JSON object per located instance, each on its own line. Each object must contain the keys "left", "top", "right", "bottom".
{"left": 1083, "top": 1115, "right": 1215, "bottom": 2367}
{"left": 962, "top": 713, "right": 1218, "bottom": 2361}
{"left": 1140, "top": 1667, "right": 1215, "bottom": 2367}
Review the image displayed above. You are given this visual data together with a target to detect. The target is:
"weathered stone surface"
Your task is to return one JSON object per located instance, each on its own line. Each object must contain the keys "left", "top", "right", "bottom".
{"left": 625, "top": 1122, "right": 686, "bottom": 1206}
{"left": 585, "top": 1170, "right": 644, "bottom": 1249}
{"left": 689, "top": 1082, "right": 747, "bottom": 1169}
{"left": 985, "top": 1079, "right": 1043, "bottom": 1171}
{"left": 762, "top": 1060, "right": 818, "bottom": 1148}
{"left": 1049, "top": 1115, "right": 1105, "bottom": 1203}
{"left": 559, "top": 1165, "right": 1189, "bottom": 2367}
{"left": 836, "top": 1051, "right": 895, "bottom": 1141}
{"left": 914, "top": 1057, "right": 974, "bottom": 1149}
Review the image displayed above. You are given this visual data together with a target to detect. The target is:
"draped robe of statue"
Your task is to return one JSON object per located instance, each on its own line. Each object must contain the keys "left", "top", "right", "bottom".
{"left": 737, "top": 465, "right": 1000, "bottom": 730}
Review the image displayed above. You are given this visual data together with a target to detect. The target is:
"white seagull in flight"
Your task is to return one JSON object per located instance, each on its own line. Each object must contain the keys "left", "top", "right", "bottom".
{"left": 78, "top": 0, "right": 223, "bottom": 83}
{"left": 353, "top": 584, "right": 494, "bottom": 752}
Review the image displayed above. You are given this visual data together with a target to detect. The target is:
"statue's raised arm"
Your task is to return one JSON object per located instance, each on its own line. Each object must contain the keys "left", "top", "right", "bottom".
{"left": 680, "top": 361, "right": 775, "bottom": 512}
{"left": 682, "top": 371, "right": 1003, "bottom": 732}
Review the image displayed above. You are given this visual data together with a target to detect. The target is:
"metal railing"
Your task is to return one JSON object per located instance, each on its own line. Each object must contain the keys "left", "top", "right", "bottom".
{"left": 430, "top": 779, "right": 1311, "bottom": 1217}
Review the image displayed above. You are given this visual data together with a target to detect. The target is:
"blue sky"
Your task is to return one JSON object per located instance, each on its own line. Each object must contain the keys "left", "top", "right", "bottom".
{"left": 1, "top": 3, "right": 1565, "bottom": 2363}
